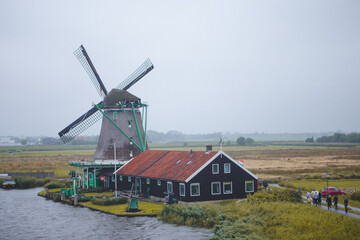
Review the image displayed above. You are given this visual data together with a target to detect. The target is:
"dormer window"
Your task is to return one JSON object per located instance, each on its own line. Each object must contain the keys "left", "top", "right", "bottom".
{"left": 176, "top": 160, "right": 181, "bottom": 164}
{"left": 186, "top": 161, "right": 192, "bottom": 165}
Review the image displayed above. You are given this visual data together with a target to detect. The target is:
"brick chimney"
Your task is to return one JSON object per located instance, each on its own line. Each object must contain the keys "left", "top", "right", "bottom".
{"left": 206, "top": 145, "right": 212, "bottom": 152}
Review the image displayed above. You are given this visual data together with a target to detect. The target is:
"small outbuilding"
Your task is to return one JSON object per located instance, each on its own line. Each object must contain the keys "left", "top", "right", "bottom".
{"left": 115, "top": 148, "right": 257, "bottom": 202}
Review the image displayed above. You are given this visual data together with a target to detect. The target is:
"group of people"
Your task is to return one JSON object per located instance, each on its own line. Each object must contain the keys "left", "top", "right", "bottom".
{"left": 305, "top": 189, "right": 349, "bottom": 213}
{"left": 306, "top": 189, "right": 322, "bottom": 206}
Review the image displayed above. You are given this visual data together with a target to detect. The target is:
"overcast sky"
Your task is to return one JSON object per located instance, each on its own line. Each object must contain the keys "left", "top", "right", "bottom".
{"left": 0, "top": 0, "right": 359, "bottom": 137}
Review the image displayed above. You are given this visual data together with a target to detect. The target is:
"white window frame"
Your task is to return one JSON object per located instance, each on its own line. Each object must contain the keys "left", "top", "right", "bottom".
{"left": 157, "top": 180, "right": 161, "bottom": 186}
{"left": 190, "top": 183, "right": 200, "bottom": 196}
{"left": 167, "top": 181, "right": 173, "bottom": 193}
{"left": 212, "top": 164, "right": 219, "bottom": 174}
{"left": 146, "top": 178, "right": 150, "bottom": 184}
{"left": 224, "top": 163, "right": 231, "bottom": 173}
{"left": 211, "top": 182, "right": 221, "bottom": 195}
{"left": 223, "top": 181, "right": 232, "bottom": 194}
{"left": 245, "top": 180, "right": 254, "bottom": 193}
{"left": 128, "top": 176, "right": 131, "bottom": 182}
{"left": 179, "top": 183, "right": 185, "bottom": 196}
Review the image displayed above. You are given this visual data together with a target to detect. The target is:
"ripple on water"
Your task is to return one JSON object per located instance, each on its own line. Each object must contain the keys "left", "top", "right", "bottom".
{"left": 0, "top": 188, "right": 212, "bottom": 240}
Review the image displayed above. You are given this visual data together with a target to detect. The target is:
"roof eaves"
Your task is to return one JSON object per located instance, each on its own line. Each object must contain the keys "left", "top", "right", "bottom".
{"left": 219, "top": 151, "right": 258, "bottom": 180}
{"left": 184, "top": 151, "right": 258, "bottom": 183}
{"left": 184, "top": 151, "right": 220, "bottom": 183}
{"left": 114, "top": 157, "right": 134, "bottom": 175}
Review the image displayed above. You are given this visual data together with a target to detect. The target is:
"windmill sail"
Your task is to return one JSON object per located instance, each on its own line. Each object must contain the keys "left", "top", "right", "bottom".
{"left": 58, "top": 103, "right": 102, "bottom": 143}
{"left": 58, "top": 45, "right": 154, "bottom": 144}
{"left": 116, "top": 58, "right": 154, "bottom": 91}
{"left": 74, "top": 45, "right": 108, "bottom": 98}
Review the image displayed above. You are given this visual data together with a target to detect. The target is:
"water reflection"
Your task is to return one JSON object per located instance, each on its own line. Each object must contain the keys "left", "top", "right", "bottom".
{"left": 0, "top": 188, "right": 212, "bottom": 240}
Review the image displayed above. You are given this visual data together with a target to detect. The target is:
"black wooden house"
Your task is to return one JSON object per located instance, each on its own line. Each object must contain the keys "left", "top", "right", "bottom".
{"left": 115, "top": 149, "right": 257, "bottom": 202}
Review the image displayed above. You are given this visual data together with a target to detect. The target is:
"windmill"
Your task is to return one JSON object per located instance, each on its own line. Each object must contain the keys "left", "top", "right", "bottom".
{"left": 58, "top": 45, "right": 154, "bottom": 161}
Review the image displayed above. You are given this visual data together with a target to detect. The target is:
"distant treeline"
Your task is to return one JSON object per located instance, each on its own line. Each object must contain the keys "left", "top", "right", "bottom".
{"left": 316, "top": 132, "right": 360, "bottom": 143}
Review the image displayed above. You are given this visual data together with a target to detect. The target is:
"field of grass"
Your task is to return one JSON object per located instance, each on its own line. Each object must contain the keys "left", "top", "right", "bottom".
{"left": 1, "top": 142, "right": 359, "bottom": 182}
{"left": 279, "top": 179, "right": 360, "bottom": 192}
{"left": 0, "top": 145, "right": 95, "bottom": 178}
{"left": 159, "top": 188, "right": 360, "bottom": 240}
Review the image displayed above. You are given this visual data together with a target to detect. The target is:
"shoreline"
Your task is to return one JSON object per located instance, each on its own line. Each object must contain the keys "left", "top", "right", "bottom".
{"left": 38, "top": 188, "right": 164, "bottom": 217}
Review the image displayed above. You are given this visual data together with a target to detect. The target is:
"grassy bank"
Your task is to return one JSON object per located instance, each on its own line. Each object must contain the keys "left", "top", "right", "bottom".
{"left": 0, "top": 176, "right": 52, "bottom": 189}
{"left": 158, "top": 188, "right": 360, "bottom": 239}
{"left": 37, "top": 188, "right": 164, "bottom": 216}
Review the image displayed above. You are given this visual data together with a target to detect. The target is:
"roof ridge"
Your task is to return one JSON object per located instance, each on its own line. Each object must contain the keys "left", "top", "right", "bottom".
{"left": 138, "top": 151, "right": 170, "bottom": 175}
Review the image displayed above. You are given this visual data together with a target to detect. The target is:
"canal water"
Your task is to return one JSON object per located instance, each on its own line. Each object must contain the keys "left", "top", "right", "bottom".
{"left": 0, "top": 188, "right": 212, "bottom": 240}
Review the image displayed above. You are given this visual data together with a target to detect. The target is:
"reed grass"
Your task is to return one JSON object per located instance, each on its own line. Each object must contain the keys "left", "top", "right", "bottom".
{"left": 159, "top": 188, "right": 360, "bottom": 240}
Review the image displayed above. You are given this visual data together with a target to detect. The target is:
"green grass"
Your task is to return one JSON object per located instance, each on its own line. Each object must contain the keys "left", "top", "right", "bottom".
{"left": 80, "top": 199, "right": 164, "bottom": 216}
{"left": 159, "top": 188, "right": 360, "bottom": 240}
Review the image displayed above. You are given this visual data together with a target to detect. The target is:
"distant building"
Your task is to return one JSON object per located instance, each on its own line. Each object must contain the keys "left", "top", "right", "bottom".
{"left": 115, "top": 148, "right": 258, "bottom": 202}
{"left": 0, "top": 137, "right": 17, "bottom": 146}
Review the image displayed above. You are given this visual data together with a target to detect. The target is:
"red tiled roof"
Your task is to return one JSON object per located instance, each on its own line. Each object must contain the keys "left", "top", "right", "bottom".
{"left": 115, "top": 150, "right": 218, "bottom": 182}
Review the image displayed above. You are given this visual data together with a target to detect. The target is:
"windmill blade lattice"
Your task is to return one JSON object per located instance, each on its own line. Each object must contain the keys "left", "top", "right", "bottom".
{"left": 116, "top": 58, "right": 154, "bottom": 91}
{"left": 74, "top": 45, "right": 108, "bottom": 98}
{"left": 58, "top": 104, "right": 103, "bottom": 143}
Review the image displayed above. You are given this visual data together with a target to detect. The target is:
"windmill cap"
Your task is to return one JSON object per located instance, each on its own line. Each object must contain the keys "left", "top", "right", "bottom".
{"left": 103, "top": 89, "right": 141, "bottom": 107}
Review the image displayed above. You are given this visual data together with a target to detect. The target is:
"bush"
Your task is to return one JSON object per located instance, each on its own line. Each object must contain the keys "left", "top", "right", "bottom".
{"left": 44, "top": 181, "right": 62, "bottom": 189}
{"left": 350, "top": 191, "right": 360, "bottom": 201}
{"left": 91, "top": 197, "right": 128, "bottom": 205}
{"left": 247, "top": 187, "right": 302, "bottom": 203}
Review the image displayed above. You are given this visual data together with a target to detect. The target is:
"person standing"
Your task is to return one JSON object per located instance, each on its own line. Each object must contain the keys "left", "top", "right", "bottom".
{"left": 334, "top": 195, "right": 338, "bottom": 210}
{"left": 314, "top": 190, "right": 319, "bottom": 206}
{"left": 318, "top": 193, "right": 322, "bottom": 206}
{"left": 310, "top": 190, "right": 315, "bottom": 199}
{"left": 306, "top": 192, "right": 311, "bottom": 204}
{"left": 344, "top": 197, "right": 349, "bottom": 213}
{"left": 326, "top": 194, "right": 332, "bottom": 210}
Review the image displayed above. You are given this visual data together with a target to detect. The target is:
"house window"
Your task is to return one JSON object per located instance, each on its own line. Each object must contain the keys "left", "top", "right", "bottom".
{"left": 211, "top": 182, "right": 221, "bottom": 195}
{"left": 190, "top": 183, "right": 200, "bottom": 196}
{"left": 167, "top": 182, "right": 173, "bottom": 193}
{"left": 113, "top": 111, "right": 117, "bottom": 119}
{"left": 157, "top": 180, "right": 161, "bottom": 186}
{"left": 146, "top": 178, "right": 150, "bottom": 184}
{"left": 179, "top": 183, "right": 185, "bottom": 196}
{"left": 223, "top": 182, "right": 232, "bottom": 194}
{"left": 128, "top": 176, "right": 131, "bottom": 182}
{"left": 245, "top": 180, "right": 254, "bottom": 192}
{"left": 111, "top": 176, "right": 115, "bottom": 182}
{"left": 119, "top": 175, "right": 123, "bottom": 181}
{"left": 224, "top": 163, "right": 231, "bottom": 173}
{"left": 212, "top": 164, "right": 219, "bottom": 174}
